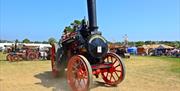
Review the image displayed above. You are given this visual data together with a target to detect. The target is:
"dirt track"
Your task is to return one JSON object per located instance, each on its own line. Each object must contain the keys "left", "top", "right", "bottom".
{"left": 0, "top": 56, "right": 180, "bottom": 91}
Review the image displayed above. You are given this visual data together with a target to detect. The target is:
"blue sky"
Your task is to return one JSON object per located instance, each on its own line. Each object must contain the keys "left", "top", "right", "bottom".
{"left": 0, "top": 0, "right": 180, "bottom": 42}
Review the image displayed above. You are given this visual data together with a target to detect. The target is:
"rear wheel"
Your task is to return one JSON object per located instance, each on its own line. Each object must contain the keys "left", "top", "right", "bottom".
{"left": 67, "top": 55, "right": 93, "bottom": 91}
{"left": 101, "top": 53, "right": 125, "bottom": 86}
{"left": 28, "top": 52, "right": 37, "bottom": 60}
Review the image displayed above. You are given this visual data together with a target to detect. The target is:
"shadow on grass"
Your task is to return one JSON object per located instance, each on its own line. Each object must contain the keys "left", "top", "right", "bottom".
{"left": 91, "top": 81, "right": 118, "bottom": 89}
{"left": 0, "top": 60, "right": 7, "bottom": 61}
{"left": 34, "top": 71, "right": 117, "bottom": 91}
{"left": 34, "top": 71, "right": 71, "bottom": 91}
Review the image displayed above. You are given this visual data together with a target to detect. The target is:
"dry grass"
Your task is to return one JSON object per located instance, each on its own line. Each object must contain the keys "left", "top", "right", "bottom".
{"left": 0, "top": 53, "right": 180, "bottom": 91}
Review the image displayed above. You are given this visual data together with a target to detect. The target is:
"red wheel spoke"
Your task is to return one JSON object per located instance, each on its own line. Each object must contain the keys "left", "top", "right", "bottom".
{"left": 113, "top": 59, "right": 117, "bottom": 64}
{"left": 78, "top": 79, "right": 82, "bottom": 88}
{"left": 72, "top": 78, "right": 77, "bottom": 85}
{"left": 72, "top": 66, "right": 79, "bottom": 71}
{"left": 83, "top": 75, "right": 88, "bottom": 79}
{"left": 109, "top": 56, "right": 112, "bottom": 63}
{"left": 115, "top": 70, "right": 122, "bottom": 72}
{"left": 79, "top": 61, "right": 83, "bottom": 67}
{"left": 76, "top": 79, "right": 80, "bottom": 88}
{"left": 109, "top": 73, "right": 113, "bottom": 81}
{"left": 105, "top": 72, "right": 109, "bottom": 78}
{"left": 114, "top": 64, "right": 120, "bottom": 68}
{"left": 107, "top": 57, "right": 109, "bottom": 63}
{"left": 73, "top": 63, "right": 78, "bottom": 67}
{"left": 114, "top": 71, "right": 120, "bottom": 78}
{"left": 111, "top": 57, "right": 113, "bottom": 62}
{"left": 82, "top": 78, "right": 86, "bottom": 84}
{"left": 74, "top": 79, "right": 78, "bottom": 87}
{"left": 112, "top": 74, "right": 116, "bottom": 81}
{"left": 76, "top": 62, "right": 81, "bottom": 68}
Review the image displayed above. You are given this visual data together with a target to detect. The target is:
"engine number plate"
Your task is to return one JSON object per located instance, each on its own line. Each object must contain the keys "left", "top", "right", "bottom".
{"left": 97, "top": 46, "right": 102, "bottom": 53}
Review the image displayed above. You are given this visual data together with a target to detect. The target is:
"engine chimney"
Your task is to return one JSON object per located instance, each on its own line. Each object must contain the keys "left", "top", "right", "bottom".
{"left": 87, "top": 0, "right": 98, "bottom": 31}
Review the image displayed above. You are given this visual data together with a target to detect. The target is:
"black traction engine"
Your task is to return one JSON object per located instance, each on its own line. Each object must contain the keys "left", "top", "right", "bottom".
{"left": 51, "top": 0, "right": 125, "bottom": 91}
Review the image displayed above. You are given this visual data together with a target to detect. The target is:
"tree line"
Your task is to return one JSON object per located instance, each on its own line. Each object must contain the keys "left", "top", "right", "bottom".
{"left": 113, "top": 41, "right": 180, "bottom": 48}
{"left": 0, "top": 37, "right": 57, "bottom": 44}
{"left": 1, "top": 39, "right": 179, "bottom": 48}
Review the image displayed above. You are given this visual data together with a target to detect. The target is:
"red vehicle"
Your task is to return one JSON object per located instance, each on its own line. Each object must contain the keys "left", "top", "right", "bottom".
{"left": 23, "top": 46, "right": 39, "bottom": 60}
{"left": 6, "top": 45, "right": 39, "bottom": 62}
{"left": 50, "top": 0, "right": 125, "bottom": 91}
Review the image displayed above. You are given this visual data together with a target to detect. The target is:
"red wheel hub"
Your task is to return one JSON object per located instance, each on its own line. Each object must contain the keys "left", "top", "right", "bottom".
{"left": 109, "top": 67, "right": 116, "bottom": 73}
{"left": 77, "top": 69, "right": 86, "bottom": 79}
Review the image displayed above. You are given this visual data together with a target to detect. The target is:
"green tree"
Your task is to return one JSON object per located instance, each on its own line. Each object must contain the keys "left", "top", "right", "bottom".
{"left": 48, "top": 37, "right": 57, "bottom": 44}
{"left": 22, "top": 38, "right": 30, "bottom": 43}
{"left": 176, "top": 41, "right": 180, "bottom": 48}
{"left": 42, "top": 41, "right": 48, "bottom": 44}
{"left": 145, "top": 41, "right": 152, "bottom": 45}
{"left": 128, "top": 41, "right": 135, "bottom": 47}
{"left": 135, "top": 41, "right": 145, "bottom": 47}
{"left": 15, "top": 39, "right": 19, "bottom": 43}
{"left": 34, "top": 41, "right": 41, "bottom": 43}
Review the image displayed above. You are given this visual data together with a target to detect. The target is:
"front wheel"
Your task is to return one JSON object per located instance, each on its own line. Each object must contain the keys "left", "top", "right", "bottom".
{"left": 67, "top": 55, "right": 93, "bottom": 91}
{"left": 101, "top": 53, "right": 125, "bottom": 86}
{"left": 12, "top": 55, "right": 19, "bottom": 62}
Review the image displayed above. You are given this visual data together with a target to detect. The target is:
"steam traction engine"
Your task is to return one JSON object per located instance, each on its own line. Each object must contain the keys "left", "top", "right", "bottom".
{"left": 51, "top": 0, "right": 125, "bottom": 91}
{"left": 6, "top": 44, "right": 39, "bottom": 62}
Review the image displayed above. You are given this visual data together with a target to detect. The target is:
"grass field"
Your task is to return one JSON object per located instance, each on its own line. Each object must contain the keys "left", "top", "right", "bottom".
{"left": 0, "top": 52, "right": 180, "bottom": 91}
